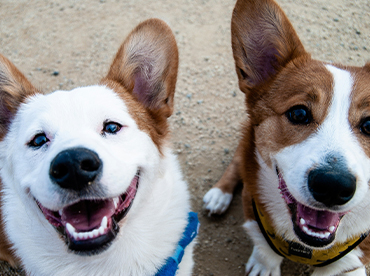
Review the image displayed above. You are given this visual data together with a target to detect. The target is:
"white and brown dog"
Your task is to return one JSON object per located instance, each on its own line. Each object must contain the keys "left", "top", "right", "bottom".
{"left": 204, "top": 0, "right": 370, "bottom": 275}
{"left": 0, "top": 19, "right": 197, "bottom": 276}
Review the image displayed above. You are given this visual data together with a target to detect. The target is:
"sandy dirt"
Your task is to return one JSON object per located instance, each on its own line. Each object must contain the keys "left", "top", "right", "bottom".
{"left": 0, "top": 0, "right": 369, "bottom": 275}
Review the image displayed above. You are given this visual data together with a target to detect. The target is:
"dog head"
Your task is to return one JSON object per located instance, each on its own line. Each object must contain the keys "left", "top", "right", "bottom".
{"left": 0, "top": 18, "right": 178, "bottom": 256}
{"left": 232, "top": 0, "right": 370, "bottom": 247}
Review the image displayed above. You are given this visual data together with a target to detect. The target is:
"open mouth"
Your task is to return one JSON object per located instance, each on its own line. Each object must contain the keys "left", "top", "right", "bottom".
{"left": 277, "top": 169, "right": 344, "bottom": 247}
{"left": 37, "top": 171, "right": 140, "bottom": 255}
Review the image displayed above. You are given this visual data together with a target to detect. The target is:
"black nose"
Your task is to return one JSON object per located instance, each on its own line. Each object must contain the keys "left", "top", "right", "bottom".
{"left": 50, "top": 148, "right": 102, "bottom": 191}
{"left": 308, "top": 168, "right": 356, "bottom": 207}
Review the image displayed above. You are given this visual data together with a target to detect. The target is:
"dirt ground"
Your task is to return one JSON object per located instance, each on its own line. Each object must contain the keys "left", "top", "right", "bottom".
{"left": 0, "top": 0, "right": 369, "bottom": 275}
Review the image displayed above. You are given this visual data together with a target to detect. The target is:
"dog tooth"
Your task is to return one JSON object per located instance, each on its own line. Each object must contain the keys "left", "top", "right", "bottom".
{"left": 101, "top": 216, "right": 108, "bottom": 229}
{"left": 73, "top": 232, "right": 78, "bottom": 241}
{"left": 300, "top": 218, "right": 306, "bottom": 225}
{"left": 66, "top": 223, "right": 75, "bottom": 234}
{"left": 305, "top": 227, "right": 315, "bottom": 237}
{"left": 324, "top": 232, "right": 330, "bottom": 238}
{"left": 302, "top": 226, "right": 308, "bottom": 233}
{"left": 113, "top": 197, "right": 119, "bottom": 209}
{"left": 99, "top": 225, "right": 105, "bottom": 235}
{"left": 329, "top": 226, "right": 335, "bottom": 232}
{"left": 59, "top": 209, "right": 63, "bottom": 216}
{"left": 92, "top": 229, "right": 99, "bottom": 238}
{"left": 88, "top": 232, "right": 94, "bottom": 239}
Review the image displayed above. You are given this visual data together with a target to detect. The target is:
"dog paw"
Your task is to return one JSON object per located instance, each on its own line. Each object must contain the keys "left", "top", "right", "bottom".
{"left": 245, "top": 247, "right": 281, "bottom": 276}
{"left": 203, "top": 187, "right": 232, "bottom": 215}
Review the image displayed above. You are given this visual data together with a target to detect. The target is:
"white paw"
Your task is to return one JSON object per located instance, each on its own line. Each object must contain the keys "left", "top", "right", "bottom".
{"left": 245, "top": 247, "right": 281, "bottom": 276}
{"left": 203, "top": 187, "right": 232, "bottom": 215}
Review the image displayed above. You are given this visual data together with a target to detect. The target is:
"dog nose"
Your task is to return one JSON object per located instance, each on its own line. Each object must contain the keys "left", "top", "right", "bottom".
{"left": 308, "top": 168, "right": 356, "bottom": 207}
{"left": 50, "top": 148, "right": 102, "bottom": 191}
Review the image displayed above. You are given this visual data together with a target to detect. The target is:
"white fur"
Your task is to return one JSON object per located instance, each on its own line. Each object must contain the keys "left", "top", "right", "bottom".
{"left": 203, "top": 187, "right": 233, "bottom": 215}
{"left": 243, "top": 220, "right": 283, "bottom": 276}
{"left": 249, "top": 65, "right": 370, "bottom": 275}
{"left": 0, "top": 85, "right": 193, "bottom": 276}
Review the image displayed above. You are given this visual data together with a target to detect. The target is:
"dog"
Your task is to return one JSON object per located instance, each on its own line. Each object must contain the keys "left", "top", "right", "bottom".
{"left": 203, "top": 0, "right": 370, "bottom": 275}
{"left": 0, "top": 18, "right": 197, "bottom": 276}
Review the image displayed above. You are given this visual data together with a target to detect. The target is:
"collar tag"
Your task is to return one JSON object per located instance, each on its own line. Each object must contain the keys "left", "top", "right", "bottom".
{"left": 288, "top": 241, "right": 312, "bottom": 259}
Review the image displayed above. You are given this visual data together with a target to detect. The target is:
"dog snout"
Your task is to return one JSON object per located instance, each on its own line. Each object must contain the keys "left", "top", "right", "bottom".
{"left": 308, "top": 167, "right": 356, "bottom": 208}
{"left": 49, "top": 147, "right": 102, "bottom": 191}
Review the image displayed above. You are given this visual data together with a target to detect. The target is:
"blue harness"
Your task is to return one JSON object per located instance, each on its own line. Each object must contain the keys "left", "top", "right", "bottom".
{"left": 155, "top": 212, "right": 199, "bottom": 276}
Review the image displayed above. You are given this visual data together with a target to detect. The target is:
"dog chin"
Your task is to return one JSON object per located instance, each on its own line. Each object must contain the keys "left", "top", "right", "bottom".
{"left": 36, "top": 171, "right": 140, "bottom": 255}
{"left": 276, "top": 168, "right": 345, "bottom": 248}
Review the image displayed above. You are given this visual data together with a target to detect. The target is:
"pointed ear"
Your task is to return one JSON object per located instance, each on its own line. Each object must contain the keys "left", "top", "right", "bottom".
{"left": 104, "top": 18, "right": 178, "bottom": 118}
{"left": 0, "top": 55, "right": 39, "bottom": 138}
{"left": 231, "top": 0, "right": 308, "bottom": 92}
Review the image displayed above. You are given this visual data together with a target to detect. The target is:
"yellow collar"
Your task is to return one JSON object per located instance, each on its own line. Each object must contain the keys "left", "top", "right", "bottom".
{"left": 253, "top": 201, "right": 368, "bottom": 267}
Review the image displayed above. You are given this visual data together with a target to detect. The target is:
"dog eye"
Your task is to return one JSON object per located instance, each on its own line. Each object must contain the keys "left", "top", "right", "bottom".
{"left": 286, "top": 106, "right": 312, "bottom": 125}
{"left": 360, "top": 118, "right": 370, "bottom": 136}
{"left": 103, "top": 122, "right": 122, "bottom": 134}
{"left": 28, "top": 133, "right": 49, "bottom": 148}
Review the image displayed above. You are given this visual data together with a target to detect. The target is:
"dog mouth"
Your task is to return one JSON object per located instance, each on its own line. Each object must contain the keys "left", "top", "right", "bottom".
{"left": 36, "top": 171, "right": 140, "bottom": 255}
{"left": 277, "top": 169, "right": 344, "bottom": 247}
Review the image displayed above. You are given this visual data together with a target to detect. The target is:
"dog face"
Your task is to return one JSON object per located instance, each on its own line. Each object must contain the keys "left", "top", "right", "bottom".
{"left": 3, "top": 86, "right": 159, "bottom": 254}
{"left": 232, "top": 0, "right": 370, "bottom": 248}
{"left": 0, "top": 18, "right": 178, "bottom": 257}
{"left": 256, "top": 62, "right": 370, "bottom": 248}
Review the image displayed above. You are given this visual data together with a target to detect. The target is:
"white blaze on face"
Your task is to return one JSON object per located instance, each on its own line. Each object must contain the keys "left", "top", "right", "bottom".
{"left": 274, "top": 65, "right": 370, "bottom": 212}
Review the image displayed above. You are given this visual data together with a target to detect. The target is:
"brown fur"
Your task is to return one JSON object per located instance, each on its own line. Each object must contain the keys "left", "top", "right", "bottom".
{"left": 349, "top": 64, "right": 370, "bottom": 262}
{"left": 0, "top": 185, "right": 19, "bottom": 267}
{"left": 348, "top": 63, "right": 370, "bottom": 158}
{"left": 211, "top": 0, "right": 370, "bottom": 271}
{"left": 0, "top": 55, "right": 41, "bottom": 140}
{"left": 102, "top": 18, "right": 179, "bottom": 152}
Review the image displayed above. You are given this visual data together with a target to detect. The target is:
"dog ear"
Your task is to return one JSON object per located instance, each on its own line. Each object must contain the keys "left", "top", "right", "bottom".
{"left": 0, "top": 55, "right": 39, "bottom": 138}
{"left": 104, "top": 18, "right": 178, "bottom": 118}
{"left": 231, "top": 0, "right": 308, "bottom": 92}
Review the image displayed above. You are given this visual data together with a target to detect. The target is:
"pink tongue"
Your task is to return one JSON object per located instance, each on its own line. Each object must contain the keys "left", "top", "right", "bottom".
{"left": 61, "top": 199, "right": 116, "bottom": 231}
{"left": 297, "top": 203, "right": 339, "bottom": 230}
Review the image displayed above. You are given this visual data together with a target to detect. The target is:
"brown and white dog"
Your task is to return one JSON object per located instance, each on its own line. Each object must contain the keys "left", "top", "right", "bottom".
{"left": 0, "top": 19, "right": 196, "bottom": 276}
{"left": 203, "top": 0, "right": 370, "bottom": 275}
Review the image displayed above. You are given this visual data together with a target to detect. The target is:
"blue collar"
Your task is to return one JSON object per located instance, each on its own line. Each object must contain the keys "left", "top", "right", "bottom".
{"left": 155, "top": 212, "right": 199, "bottom": 276}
